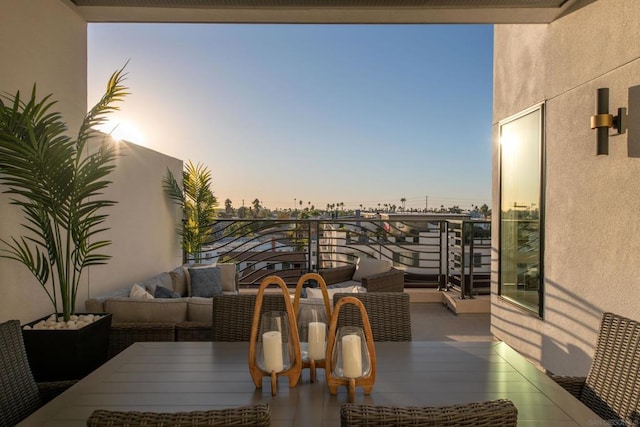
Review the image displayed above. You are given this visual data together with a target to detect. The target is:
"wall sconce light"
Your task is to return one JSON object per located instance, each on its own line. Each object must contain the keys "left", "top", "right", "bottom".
{"left": 591, "top": 88, "right": 627, "bottom": 155}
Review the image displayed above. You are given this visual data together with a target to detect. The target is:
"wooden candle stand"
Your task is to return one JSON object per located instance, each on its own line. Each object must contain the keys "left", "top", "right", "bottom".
{"left": 325, "top": 296, "right": 376, "bottom": 402}
{"left": 292, "top": 273, "right": 332, "bottom": 383}
{"left": 248, "top": 276, "right": 302, "bottom": 395}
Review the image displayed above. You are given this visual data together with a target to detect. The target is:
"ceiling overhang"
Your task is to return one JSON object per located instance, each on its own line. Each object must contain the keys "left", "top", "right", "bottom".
{"left": 66, "top": 0, "right": 595, "bottom": 24}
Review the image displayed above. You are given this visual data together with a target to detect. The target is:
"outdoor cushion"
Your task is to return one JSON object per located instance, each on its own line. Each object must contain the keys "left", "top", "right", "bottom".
{"left": 135, "top": 272, "right": 173, "bottom": 295}
{"left": 187, "top": 297, "right": 213, "bottom": 322}
{"left": 169, "top": 266, "right": 188, "bottom": 296}
{"left": 307, "top": 283, "right": 366, "bottom": 307}
{"left": 352, "top": 257, "right": 392, "bottom": 281}
{"left": 217, "top": 263, "right": 237, "bottom": 292}
{"left": 129, "top": 283, "right": 154, "bottom": 299}
{"left": 104, "top": 298, "right": 188, "bottom": 323}
{"left": 154, "top": 285, "right": 181, "bottom": 299}
{"left": 188, "top": 266, "right": 223, "bottom": 298}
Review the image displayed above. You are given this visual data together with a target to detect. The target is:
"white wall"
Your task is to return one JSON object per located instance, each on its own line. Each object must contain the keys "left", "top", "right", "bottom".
{"left": 85, "top": 140, "right": 184, "bottom": 299}
{"left": 0, "top": 0, "right": 182, "bottom": 323}
{"left": 492, "top": 0, "right": 640, "bottom": 375}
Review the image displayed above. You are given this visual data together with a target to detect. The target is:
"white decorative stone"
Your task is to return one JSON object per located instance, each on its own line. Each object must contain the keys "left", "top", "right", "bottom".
{"left": 24, "top": 315, "right": 99, "bottom": 330}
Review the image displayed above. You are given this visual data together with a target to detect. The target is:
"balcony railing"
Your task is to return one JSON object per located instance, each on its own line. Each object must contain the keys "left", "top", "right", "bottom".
{"left": 196, "top": 217, "right": 490, "bottom": 298}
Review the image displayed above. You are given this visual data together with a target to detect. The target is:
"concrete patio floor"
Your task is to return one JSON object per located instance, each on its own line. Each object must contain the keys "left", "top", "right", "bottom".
{"left": 410, "top": 302, "right": 495, "bottom": 341}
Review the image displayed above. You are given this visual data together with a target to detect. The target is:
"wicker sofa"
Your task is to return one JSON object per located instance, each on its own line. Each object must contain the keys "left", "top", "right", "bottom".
{"left": 85, "top": 264, "right": 239, "bottom": 357}
{"left": 319, "top": 257, "right": 405, "bottom": 293}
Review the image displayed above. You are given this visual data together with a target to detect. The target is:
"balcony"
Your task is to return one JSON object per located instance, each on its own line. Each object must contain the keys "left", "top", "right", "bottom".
{"left": 195, "top": 215, "right": 491, "bottom": 303}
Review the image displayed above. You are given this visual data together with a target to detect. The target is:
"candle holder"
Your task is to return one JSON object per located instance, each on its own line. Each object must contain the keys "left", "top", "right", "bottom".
{"left": 325, "top": 296, "right": 376, "bottom": 403}
{"left": 248, "top": 276, "right": 302, "bottom": 395}
{"left": 292, "top": 273, "right": 331, "bottom": 383}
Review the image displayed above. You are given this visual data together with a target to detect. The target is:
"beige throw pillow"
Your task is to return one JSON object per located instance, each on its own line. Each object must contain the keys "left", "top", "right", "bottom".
{"left": 129, "top": 283, "right": 154, "bottom": 299}
{"left": 216, "top": 263, "right": 237, "bottom": 292}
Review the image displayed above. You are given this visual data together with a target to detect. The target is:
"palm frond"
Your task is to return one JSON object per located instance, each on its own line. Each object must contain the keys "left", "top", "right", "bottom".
{"left": 0, "top": 66, "right": 128, "bottom": 320}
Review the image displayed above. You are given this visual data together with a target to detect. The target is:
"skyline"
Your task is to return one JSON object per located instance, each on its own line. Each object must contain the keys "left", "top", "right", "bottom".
{"left": 88, "top": 24, "right": 494, "bottom": 211}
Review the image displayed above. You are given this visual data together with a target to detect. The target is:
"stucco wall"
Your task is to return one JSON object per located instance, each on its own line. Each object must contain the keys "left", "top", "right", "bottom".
{"left": 492, "top": 0, "right": 640, "bottom": 375}
{"left": 0, "top": 0, "right": 183, "bottom": 323}
{"left": 0, "top": 0, "right": 87, "bottom": 323}
{"left": 85, "top": 140, "right": 184, "bottom": 300}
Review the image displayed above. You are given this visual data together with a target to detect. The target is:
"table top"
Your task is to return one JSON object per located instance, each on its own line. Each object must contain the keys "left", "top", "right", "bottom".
{"left": 20, "top": 341, "right": 599, "bottom": 426}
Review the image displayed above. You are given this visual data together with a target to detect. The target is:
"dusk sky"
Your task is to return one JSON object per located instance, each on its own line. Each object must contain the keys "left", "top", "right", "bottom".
{"left": 88, "top": 24, "right": 493, "bottom": 212}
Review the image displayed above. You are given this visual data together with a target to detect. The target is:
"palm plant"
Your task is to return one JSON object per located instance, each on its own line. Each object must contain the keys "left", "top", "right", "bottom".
{"left": 163, "top": 161, "right": 217, "bottom": 263}
{"left": 0, "top": 67, "right": 128, "bottom": 322}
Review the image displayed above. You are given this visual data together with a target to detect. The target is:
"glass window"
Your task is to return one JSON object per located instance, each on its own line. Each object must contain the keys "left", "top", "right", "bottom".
{"left": 499, "top": 104, "right": 544, "bottom": 316}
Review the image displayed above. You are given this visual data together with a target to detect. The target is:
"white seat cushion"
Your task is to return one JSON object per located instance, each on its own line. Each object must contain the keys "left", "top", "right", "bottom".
{"left": 352, "top": 258, "right": 392, "bottom": 281}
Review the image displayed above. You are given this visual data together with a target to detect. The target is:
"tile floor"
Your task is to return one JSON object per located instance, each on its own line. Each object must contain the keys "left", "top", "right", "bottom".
{"left": 410, "top": 302, "right": 495, "bottom": 341}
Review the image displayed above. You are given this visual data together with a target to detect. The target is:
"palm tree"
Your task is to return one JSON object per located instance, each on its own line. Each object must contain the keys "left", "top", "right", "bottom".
{"left": 0, "top": 66, "right": 128, "bottom": 321}
{"left": 252, "top": 198, "right": 261, "bottom": 212}
{"left": 224, "top": 198, "right": 233, "bottom": 215}
{"left": 164, "top": 161, "right": 218, "bottom": 263}
{"left": 401, "top": 197, "right": 406, "bottom": 211}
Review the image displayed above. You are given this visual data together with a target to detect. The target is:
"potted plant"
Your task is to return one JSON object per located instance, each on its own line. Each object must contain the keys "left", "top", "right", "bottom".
{"left": 163, "top": 161, "right": 217, "bottom": 264}
{"left": 0, "top": 66, "right": 128, "bottom": 380}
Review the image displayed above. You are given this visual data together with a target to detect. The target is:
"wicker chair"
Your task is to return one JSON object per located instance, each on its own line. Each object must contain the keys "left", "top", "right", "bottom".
{"left": 333, "top": 293, "right": 412, "bottom": 341}
{"left": 87, "top": 403, "right": 271, "bottom": 426}
{"left": 0, "top": 320, "right": 76, "bottom": 426}
{"left": 549, "top": 312, "right": 640, "bottom": 425}
{"left": 320, "top": 264, "right": 405, "bottom": 292}
{"left": 340, "top": 400, "right": 517, "bottom": 427}
{"left": 212, "top": 294, "right": 287, "bottom": 341}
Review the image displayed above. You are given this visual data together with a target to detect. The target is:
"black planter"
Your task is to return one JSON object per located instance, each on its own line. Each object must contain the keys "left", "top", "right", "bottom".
{"left": 22, "top": 313, "right": 112, "bottom": 382}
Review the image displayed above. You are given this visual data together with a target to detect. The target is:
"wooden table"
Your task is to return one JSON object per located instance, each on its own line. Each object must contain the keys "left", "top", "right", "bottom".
{"left": 20, "top": 341, "right": 600, "bottom": 426}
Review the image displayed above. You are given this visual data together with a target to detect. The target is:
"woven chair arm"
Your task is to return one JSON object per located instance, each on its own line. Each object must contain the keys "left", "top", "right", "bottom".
{"left": 340, "top": 399, "right": 518, "bottom": 427}
{"left": 319, "top": 265, "right": 356, "bottom": 285}
{"left": 361, "top": 268, "right": 405, "bottom": 292}
{"left": 87, "top": 404, "right": 271, "bottom": 427}
{"left": 548, "top": 374, "right": 586, "bottom": 398}
{"left": 37, "top": 380, "right": 76, "bottom": 404}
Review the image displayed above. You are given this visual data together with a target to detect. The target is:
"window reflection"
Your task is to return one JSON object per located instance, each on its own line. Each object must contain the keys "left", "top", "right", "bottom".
{"left": 499, "top": 105, "right": 543, "bottom": 315}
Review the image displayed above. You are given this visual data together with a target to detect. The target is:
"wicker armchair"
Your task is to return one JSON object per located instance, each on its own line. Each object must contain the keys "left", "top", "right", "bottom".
{"left": 549, "top": 312, "right": 640, "bottom": 424}
{"left": 340, "top": 400, "right": 517, "bottom": 427}
{"left": 212, "top": 294, "right": 287, "bottom": 341}
{"left": 319, "top": 264, "right": 404, "bottom": 292}
{"left": 87, "top": 403, "right": 271, "bottom": 426}
{"left": 333, "top": 293, "right": 412, "bottom": 341}
{"left": 0, "top": 320, "right": 76, "bottom": 426}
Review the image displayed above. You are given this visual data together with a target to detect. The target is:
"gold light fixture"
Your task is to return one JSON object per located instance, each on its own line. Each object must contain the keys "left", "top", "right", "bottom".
{"left": 591, "top": 88, "right": 627, "bottom": 156}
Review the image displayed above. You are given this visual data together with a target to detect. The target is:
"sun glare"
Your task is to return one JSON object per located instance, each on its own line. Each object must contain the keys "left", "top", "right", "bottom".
{"left": 98, "top": 119, "right": 146, "bottom": 146}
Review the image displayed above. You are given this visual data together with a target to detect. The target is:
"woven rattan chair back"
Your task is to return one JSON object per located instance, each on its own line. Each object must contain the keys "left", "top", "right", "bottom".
{"left": 581, "top": 312, "right": 640, "bottom": 423}
{"left": 87, "top": 403, "right": 271, "bottom": 426}
{"left": 212, "top": 294, "right": 287, "bottom": 341}
{"left": 333, "top": 292, "right": 412, "bottom": 341}
{"left": 0, "top": 319, "right": 41, "bottom": 426}
{"left": 340, "top": 400, "right": 517, "bottom": 427}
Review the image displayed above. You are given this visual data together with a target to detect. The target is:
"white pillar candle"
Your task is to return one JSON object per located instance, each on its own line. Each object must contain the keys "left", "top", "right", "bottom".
{"left": 307, "top": 321, "right": 326, "bottom": 360}
{"left": 262, "top": 331, "right": 284, "bottom": 373}
{"left": 342, "top": 334, "right": 363, "bottom": 378}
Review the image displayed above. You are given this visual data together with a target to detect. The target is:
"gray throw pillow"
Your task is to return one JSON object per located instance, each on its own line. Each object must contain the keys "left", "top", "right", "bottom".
{"left": 188, "top": 266, "right": 223, "bottom": 298}
{"left": 154, "top": 285, "right": 181, "bottom": 299}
